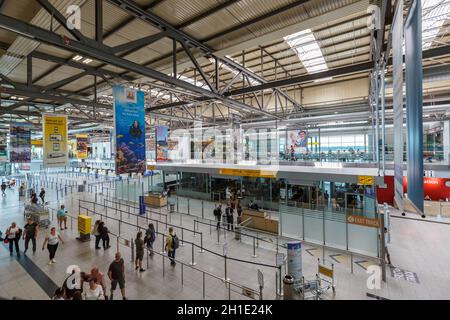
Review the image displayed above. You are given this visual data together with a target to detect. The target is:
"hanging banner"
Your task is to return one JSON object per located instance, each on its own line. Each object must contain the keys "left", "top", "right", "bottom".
{"left": 392, "top": 0, "right": 404, "bottom": 212}
{"left": 43, "top": 114, "right": 68, "bottom": 167}
{"left": 288, "top": 130, "right": 308, "bottom": 155}
{"left": 10, "top": 123, "right": 31, "bottom": 163}
{"left": 76, "top": 134, "right": 88, "bottom": 159}
{"left": 0, "top": 131, "right": 7, "bottom": 162}
{"left": 405, "top": 0, "right": 424, "bottom": 213}
{"left": 156, "top": 125, "right": 169, "bottom": 161}
{"left": 113, "top": 85, "right": 146, "bottom": 174}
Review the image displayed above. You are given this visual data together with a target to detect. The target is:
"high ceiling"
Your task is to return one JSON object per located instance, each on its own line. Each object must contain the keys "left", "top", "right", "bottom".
{"left": 0, "top": 0, "right": 449, "bottom": 132}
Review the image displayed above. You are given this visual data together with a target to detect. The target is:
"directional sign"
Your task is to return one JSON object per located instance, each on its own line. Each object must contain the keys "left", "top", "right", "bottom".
{"left": 358, "top": 175, "right": 374, "bottom": 185}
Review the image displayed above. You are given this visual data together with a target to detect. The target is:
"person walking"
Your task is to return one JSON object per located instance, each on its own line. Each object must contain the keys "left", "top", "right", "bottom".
{"left": 83, "top": 279, "right": 105, "bottom": 300}
{"left": 39, "top": 188, "right": 46, "bottom": 204}
{"left": 23, "top": 216, "right": 38, "bottom": 254}
{"left": 236, "top": 204, "right": 243, "bottom": 225}
{"left": 134, "top": 231, "right": 145, "bottom": 272}
{"left": 108, "top": 252, "right": 127, "bottom": 300}
{"left": 145, "top": 223, "right": 156, "bottom": 257}
{"left": 1, "top": 181, "right": 6, "bottom": 196}
{"left": 42, "top": 227, "right": 64, "bottom": 264}
{"left": 30, "top": 191, "right": 38, "bottom": 205}
{"left": 165, "top": 227, "right": 179, "bottom": 266}
{"left": 57, "top": 204, "right": 68, "bottom": 230}
{"left": 92, "top": 220, "right": 102, "bottom": 250}
{"left": 98, "top": 221, "right": 111, "bottom": 250}
{"left": 52, "top": 287, "right": 65, "bottom": 300}
{"left": 5, "top": 222, "right": 22, "bottom": 257}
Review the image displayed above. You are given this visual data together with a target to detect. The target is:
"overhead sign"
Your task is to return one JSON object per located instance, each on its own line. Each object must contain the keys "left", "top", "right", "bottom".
{"left": 43, "top": 114, "right": 68, "bottom": 167}
{"left": 219, "top": 168, "right": 277, "bottom": 179}
{"left": 358, "top": 175, "right": 374, "bottom": 185}
{"left": 347, "top": 215, "right": 380, "bottom": 228}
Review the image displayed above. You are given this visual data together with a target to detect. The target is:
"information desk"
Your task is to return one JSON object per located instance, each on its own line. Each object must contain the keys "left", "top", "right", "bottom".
{"left": 404, "top": 199, "right": 450, "bottom": 217}
{"left": 241, "top": 209, "right": 279, "bottom": 234}
{"left": 144, "top": 193, "right": 167, "bottom": 207}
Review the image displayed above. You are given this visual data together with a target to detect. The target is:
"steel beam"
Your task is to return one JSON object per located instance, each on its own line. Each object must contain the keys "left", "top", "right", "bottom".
{"left": 111, "top": 31, "right": 168, "bottom": 53}
{"left": 95, "top": 0, "right": 103, "bottom": 43}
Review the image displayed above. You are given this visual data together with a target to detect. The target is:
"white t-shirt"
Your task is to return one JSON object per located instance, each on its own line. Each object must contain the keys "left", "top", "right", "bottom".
{"left": 7, "top": 227, "right": 19, "bottom": 239}
{"left": 47, "top": 233, "right": 59, "bottom": 245}
{"left": 83, "top": 286, "right": 104, "bottom": 300}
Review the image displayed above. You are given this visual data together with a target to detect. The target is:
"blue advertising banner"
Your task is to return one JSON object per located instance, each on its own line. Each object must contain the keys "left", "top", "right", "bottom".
{"left": 113, "top": 85, "right": 146, "bottom": 175}
{"left": 10, "top": 123, "right": 31, "bottom": 163}
{"left": 405, "top": 0, "right": 424, "bottom": 213}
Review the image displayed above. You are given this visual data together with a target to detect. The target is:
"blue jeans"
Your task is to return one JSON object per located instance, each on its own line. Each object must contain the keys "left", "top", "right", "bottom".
{"left": 168, "top": 250, "right": 176, "bottom": 265}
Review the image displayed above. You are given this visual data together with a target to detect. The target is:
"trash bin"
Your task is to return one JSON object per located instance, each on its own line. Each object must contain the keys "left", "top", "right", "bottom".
{"left": 283, "top": 275, "right": 294, "bottom": 300}
{"left": 234, "top": 225, "right": 241, "bottom": 240}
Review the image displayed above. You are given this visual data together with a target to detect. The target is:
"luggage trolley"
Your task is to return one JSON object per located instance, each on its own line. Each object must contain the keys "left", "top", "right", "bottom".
{"left": 24, "top": 204, "right": 51, "bottom": 229}
{"left": 315, "top": 258, "right": 336, "bottom": 298}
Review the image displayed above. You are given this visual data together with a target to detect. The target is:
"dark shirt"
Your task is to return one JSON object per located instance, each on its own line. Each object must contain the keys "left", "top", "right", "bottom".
{"left": 24, "top": 222, "right": 38, "bottom": 238}
{"left": 39, "top": 191, "right": 45, "bottom": 198}
{"left": 108, "top": 259, "right": 124, "bottom": 280}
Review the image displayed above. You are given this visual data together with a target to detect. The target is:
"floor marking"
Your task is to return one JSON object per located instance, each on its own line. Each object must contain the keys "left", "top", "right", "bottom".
{"left": 366, "top": 292, "right": 389, "bottom": 300}
{"left": 1, "top": 244, "right": 58, "bottom": 298}
{"left": 305, "top": 248, "right": 318, "bottom": 256}
{"left": 354, "top": 260, "right": 368, "bottom": 270}
{"left": 329, "top": 254, "right": 342, "bottom": 263}
{"left": 390, "top": 266, "right": 420, "bottom": 284}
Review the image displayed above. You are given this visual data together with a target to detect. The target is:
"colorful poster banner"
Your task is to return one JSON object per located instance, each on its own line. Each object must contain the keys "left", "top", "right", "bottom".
{"left": 43, "top": 114, "right": 68, "bottom": 167}
{"left": 288, "top": 130, "right": 308, "bottom": 154}
{"left": 76, "top": 134, "right": 88, "bottom": 159}
{"left": 10, "top": 123, "right": 31, "bottom": 163}
{"left": 113, "top": 85, "right": 146, "bottom": 174}
{"left": 156, "top": 125, "right": 169, "bottom": 161}
{"left": 0, "top": 132, "right": 7, "bottom": 162}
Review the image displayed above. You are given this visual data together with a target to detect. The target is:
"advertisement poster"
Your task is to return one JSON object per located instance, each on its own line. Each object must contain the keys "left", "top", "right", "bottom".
{"left": 0, "top": 131, "right": 7, "bottom": 162}
{"left": 113, "top": 85, "right": 146, "bottom": 174}
{"left": 10, "top": 123, "right": 31, "bottom": 163}
{"left": 287, "top": 241, "right": 302, "bottom": 281}
{"left": 288, "top": 130, "right": 308, "bottom": 154}
{"left": 156, "top": 125, "right": 169, "bottom": 161}
{"left": 43, "top": 114, "right": 68, "bottom": 167}
{"left": 76, "top": 134, "right": 88, "bottom": 159}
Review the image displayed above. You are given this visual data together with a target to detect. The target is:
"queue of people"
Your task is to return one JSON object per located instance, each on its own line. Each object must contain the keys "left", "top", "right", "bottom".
{"left": 213, "top": 202, "right": 243, "bottom": 230}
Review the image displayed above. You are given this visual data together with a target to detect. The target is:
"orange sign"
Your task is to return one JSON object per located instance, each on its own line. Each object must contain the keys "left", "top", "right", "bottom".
{"left": 219, "top": 169, "right": 277, "bottom": 178}
{"left": 347, "top": 215, "right": 380, "bottom": 228}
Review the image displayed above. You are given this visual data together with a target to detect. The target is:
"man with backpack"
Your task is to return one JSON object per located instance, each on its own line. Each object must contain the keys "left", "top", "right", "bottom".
{"left": 214, "top": 204, "right": 222, "bottom": 230}
{"left": 165, "top": 227, "right": 179, "bottom": 266}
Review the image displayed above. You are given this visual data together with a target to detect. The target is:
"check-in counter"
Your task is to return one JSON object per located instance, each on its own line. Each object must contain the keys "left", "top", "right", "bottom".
{"left": 241, "top": 209, "right": 279, "bottom": 234}
{"left": 144, "top": 193, "right": 167, "bottom": 207}
{"left": 404, "top": 199, "right": 450, "bottom": 217}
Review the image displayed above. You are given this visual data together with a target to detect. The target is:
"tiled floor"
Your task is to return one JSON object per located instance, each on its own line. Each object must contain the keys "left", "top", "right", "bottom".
{"left": 0, "top": 173, "right": 450, "bottom": 300}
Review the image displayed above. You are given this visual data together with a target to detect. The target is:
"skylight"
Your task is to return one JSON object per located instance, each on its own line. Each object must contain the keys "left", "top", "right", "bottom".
{"left": 422, "top": 0, "right": 450, "bottom": 49}
{"left": 283, "top": 29, "right": 328, "bottom": 73}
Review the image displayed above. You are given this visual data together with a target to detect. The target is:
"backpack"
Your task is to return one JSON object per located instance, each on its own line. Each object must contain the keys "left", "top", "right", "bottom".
{"left": 213, "top": 208, "right": 219, "bottom": 217}
{"left": 171, "top": 234, "right": 179, "bottom": 250}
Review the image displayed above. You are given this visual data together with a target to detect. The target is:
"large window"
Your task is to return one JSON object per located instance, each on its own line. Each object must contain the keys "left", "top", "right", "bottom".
{"left": 320, "top": 134, "right": 366, "bottom": 153}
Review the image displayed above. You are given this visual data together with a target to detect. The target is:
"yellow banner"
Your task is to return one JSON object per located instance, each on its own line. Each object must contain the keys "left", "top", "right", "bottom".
{"left": 347, "top": 215, "right": 380, "bottom": 228}
{"left": 318, "top": 265, "right": 334, "bottom": 278}
{"left": 219, "top": 168, "right": 277, "bottom": 178}
{"left": 43, "top": 114, "right": 68, "bottom": 167}
{"left": 76, "top": 134, "right": 88, "bottom": 159}
{"left": 357, "top": 175, "right": 374, "bottom": 185}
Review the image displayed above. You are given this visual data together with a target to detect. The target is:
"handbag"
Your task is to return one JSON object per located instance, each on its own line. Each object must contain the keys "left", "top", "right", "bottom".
{"left": 4, "top": 238, "right": 8, "bottom": 244}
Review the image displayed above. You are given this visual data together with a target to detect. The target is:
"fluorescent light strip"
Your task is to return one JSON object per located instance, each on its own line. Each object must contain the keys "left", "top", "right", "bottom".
{"left": 284, "top": 29, "right": 328, "bottom": 73}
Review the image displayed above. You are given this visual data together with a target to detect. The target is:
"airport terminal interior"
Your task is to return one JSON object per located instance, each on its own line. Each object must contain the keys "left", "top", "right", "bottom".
{"left": 0, "top": 0, "right": 449, "bottom": 301}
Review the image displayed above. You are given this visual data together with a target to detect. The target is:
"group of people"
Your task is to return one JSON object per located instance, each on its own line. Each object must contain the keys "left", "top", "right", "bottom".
{"left": 0, "top": 179, "right": 16, "bottom": 196}
{"left": 92, "top": 219, "right": 112, "bottom": 250}
{"left": 0, "top": 217, "right": 64, "bottom": 264}
{"left": 213, "top": 203, "right": 243, "bottom": 231}
{"left": 30, "top": 188, "right": 46, "bottom": 205}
